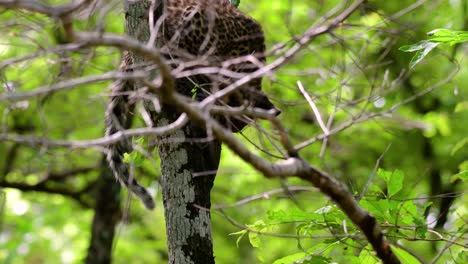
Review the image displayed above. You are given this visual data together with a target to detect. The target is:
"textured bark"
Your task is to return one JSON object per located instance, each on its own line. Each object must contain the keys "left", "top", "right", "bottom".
{"left": 125, "top": 1, "right": 220, "bottom": 263}
{"left": 157, "top": 114, "right": 220, "bottom": 264}
{"left": 85, "top": 158, "right": 122, "bottom": 264}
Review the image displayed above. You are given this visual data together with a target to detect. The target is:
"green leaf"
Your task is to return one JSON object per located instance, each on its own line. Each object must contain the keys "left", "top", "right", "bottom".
{"left": 378, "top": 169, "right": 391, "bottom": 182}
{"left": 273, "top": 254, "right": 331, "bottom": 264}
{"left": 451, "top": 171, "right": 468, "bottom": 182}
{"left": 245, "top": 220, "right": 266, "bottom": 249}
{"left": 423, "top": 112, "right": 451, "bottom": 137}
{"left": 408, "top": 42, "right": 439, "bottom": 69}
{"left": 427, "top": 28, "right": 454, "bottom": 37}
{"left": 299, "top": 256, "right": 331, "bottom": 264}
{"left": 229, "top": 229, "right": 247, "bottom": 248}
{"left": 401, "top": 201, "right": 417, "bottom": 216}
{"left": 191, "top": 86, "right": 197, "bottom": 99}
{"left": 459, "top": 160, "right": 468, "bottom": 171}
{"left": 399, "top": 201, "right": 421, "bottom": 226}
{"left": 360, "top": 199, "right": 389, "bottom": 220}
{"left": 123, "top": 151, "right": 145, "bottom": 167}
{"left": 272, "top": 252, "right": 307, "bottom": 264}
{"left": 454, "top": 249, "right": 467, "bottom": 263}
{"left": 248, "top": 232, "right": 262, "bottom": 248}
{"left": 379, "top": 170, "right": 405, "bottom": 197}
{"left": 415, "top": 224, "right": 428, "bottom": 239}
{"left": 454, "top": 101, "right": 468, "bottom": 112}
{"left": 422, "top": 201, "right": 433, "bottom": 212}
{"left": 268, "top": 208, "right": 322, "bottom": 223}
{"left": 388, "top": 170, "right": 404, "bottom": 197}
{"left": 378, "top": 169, "right": 404, "bottom": 197}
{"left": 135, "top": 137, "right": 146, "bottom": 145}
{"left": 427, "top": 28, "right": 468, "bottom": 44}
{"left": 399, "top": 41, "right": 432, "bottom": 52}
{"left": 391, "top": 246, "right": 423, "bottom": 264}
{"left": 123, "top": 152, "right": 132, "bottom": 163}
{"left": 451, "top": 137, "right": 467, "bottom": 155}
{"left": 358, "top": 246, "right": 379, "bottom": 263}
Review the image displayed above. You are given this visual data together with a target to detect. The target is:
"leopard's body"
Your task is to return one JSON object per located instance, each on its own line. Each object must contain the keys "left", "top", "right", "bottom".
{"left": 163, "top": 0, "right": 277, "bottom": 131}
{"left": 106, "top": 0, "right": 278, "bottom": 209}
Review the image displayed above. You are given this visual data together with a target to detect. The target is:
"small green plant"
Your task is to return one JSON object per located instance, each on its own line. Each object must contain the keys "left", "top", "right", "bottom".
{"left": 400, "top": 29, "right": 468, "bottom": 69}
{"left": 123, "top": 137, "right": 147, "bottom": 167}
{"left": 232, "top": 169, "right": 467, "bottom": 263}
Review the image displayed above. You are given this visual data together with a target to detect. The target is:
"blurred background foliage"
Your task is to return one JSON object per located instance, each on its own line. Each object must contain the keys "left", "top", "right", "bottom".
{"left": 0, "top": 0, "right": 467, "bottom": 263}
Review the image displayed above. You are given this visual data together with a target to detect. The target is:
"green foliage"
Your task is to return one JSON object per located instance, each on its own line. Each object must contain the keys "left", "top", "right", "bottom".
{"left": 378, "top": 169, "right": 404, "bottom": 197}
{"left": 399, "top": 41, "right": 440, "bottom": 69}
{"left": 0, "top": 190, "right": 92, "bottom": 263}
{"left": 426, "top": 29, "right": 468, "bottom": 45}
{"left": 452, "top": 170, "right": 468, "bottom": 182}
{"left": 235, "top": 169, "right": 466, "bottom": 263}
{"left": 391, "top": 246, "right": 423, "bottom": 264}
{"left": 0, "top": 0, "right": 467, "bottom": 263}
{"left": 123, "top": 138, "right": 148, "bottom": 167}
{"left": 400, "top": 29, "right": 468, "bottom": 68}
{"left": 273, "top": 254, "right": 331, "bottom": 264}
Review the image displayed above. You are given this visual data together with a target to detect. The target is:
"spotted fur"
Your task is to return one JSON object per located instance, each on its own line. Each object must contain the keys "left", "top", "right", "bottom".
{"left": 162, "top": 0, "right": 279, "bottom": 131}
{"left": 106, "top": 0, "right": 278, "bottom": 209}
{"left": 105, "top": 52, "right": 155, "bottom": 210}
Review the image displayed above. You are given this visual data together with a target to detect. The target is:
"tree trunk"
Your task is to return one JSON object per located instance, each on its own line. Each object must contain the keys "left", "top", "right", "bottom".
{"left": 158, "top": 114, "right": 220, "bottom": 264}
{"left": 124, "top": 1, "right": 220, "bottom": 263}
{"left": 85, "top": 158, "right": 122, "bottom": 264}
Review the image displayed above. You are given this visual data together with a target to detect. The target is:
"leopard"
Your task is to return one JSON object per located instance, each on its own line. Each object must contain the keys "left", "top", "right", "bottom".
{"left": 106, "top": 0, "right": 279, "bottom": 209}
{"left": 162, "top": 0, "right": 279, "bottom": 130}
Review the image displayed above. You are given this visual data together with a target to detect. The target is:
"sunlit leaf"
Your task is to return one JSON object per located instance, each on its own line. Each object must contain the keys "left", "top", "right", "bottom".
{"left": 123, "top": 152, "right": 132, "bottom": 163}
{"left": 360, "top": 199, "right": 389, "bottom": 220}
{"left": 451, "top": 171, "right": 468, "bottom": 182}
{"left": 273, "top": 254, "right": 331, "bottom": 264}
{"left": 391, "top": 246, "right": 423, "bottom": 264}
{"left": 387, "top": 170, "right": 404, "bottom": 197}
{"left": 408, "top": 42, "right": 439, "bottom": 69}
{"left": 454, "top": 101, "right": 468, "bottom": 112}
{"left": 268, "top": 208, "right": 322, "bottom": 223}
{"left": 399, "top": 41, "right": 432, "bottom": 52}
{"left": 248, "top": 232, "right": 262, "bottom": 248}
{"left": 272, "top": 252, "right": 307, "bottom": 264}
{"left": 427, "top": 28, "right": 454, "bottom": 37}
{"left": 378, "top": 169, "right": 404, "bottom": 197}
{"left": 299, "top": 256, "right": 331, "bottom": 264}
{"left": 427, "top": 28, "right": 468, "bottom": 44}
{"left": 230, "top": 229, "right": 247, "bottom": 248}
{"left": 358, "top": 246, "right": 379, "bottom": 264}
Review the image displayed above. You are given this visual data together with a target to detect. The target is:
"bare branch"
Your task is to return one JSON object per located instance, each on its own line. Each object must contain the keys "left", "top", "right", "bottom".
{"left": 0, "top": 179, "right": 92, "bottom": 208}
{"left": 294, "top": 65, "right": 459, "bottom": 151}
{"left": 200, "top": 0, "right": 368, "bottom": 108}
{"left": 0, "top": 0, "right": 91, "bottom": 17}
{"left": 297, "top": 80, "right": 329, "bottom": 135}
{"left": 213, "top": 186, "right": 316, "bottom": 209}
{"left": 0, "top": 71, "right": 146, "bottom": 102}
{"left": 0, "top": 113, "right": 188, "bottom": 148}
{"left": 157, "top": 56, "right": 399, "bottom": 264}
